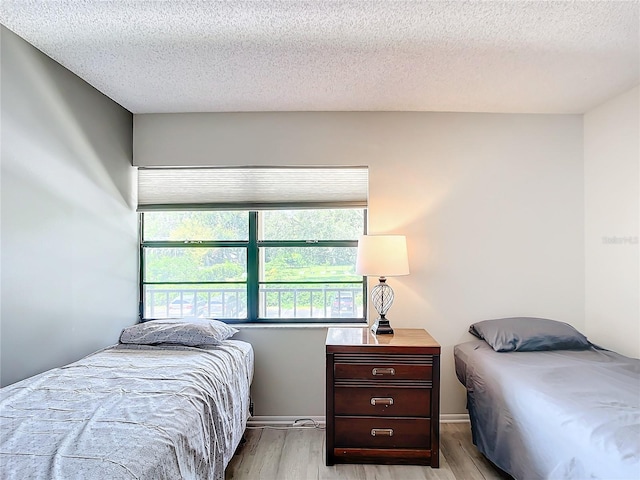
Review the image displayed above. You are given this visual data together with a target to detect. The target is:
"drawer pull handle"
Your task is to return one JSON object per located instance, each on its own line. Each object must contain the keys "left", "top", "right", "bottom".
{"left": 371, "top": 397, "right": 394, "bottom": 407}
{"left": 372, "top": 367, "right": 395, "bottom": 376}
{"left": 371, "top": 428, "right": 394, "bottom": 437}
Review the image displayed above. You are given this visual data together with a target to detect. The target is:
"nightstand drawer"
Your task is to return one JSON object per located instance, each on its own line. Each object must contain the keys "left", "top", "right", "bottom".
{"left": 334, "top": 363, "right": 432, "bottom": 381}
{"left": 335, "top": 416, "right": 431, "bottom": 449}
{"left": 335, "top": 386, "right": 431, "bottom": 417}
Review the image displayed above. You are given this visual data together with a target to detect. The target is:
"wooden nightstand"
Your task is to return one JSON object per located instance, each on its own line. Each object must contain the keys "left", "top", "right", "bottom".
{"left": 325, "top": 327, "right": 441, "bottom": 467}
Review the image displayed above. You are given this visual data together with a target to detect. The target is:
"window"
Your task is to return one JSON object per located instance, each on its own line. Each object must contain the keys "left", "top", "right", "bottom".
{"left": 137, "top": 166, "right": 368, "bottom": 324}
{"left": 140, "top": 209, "right": 366, "bottom": 323}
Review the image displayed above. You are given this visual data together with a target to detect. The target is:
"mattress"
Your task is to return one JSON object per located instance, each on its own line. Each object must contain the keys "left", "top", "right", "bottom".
{"left": 0, "top": 339, "right": 254, "bottom": 480}
{"left": 455, "top": 340, "right": 640, "bottom": 480}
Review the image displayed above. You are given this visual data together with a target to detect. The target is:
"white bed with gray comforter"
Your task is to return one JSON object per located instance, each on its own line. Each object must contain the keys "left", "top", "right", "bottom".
{"left": 455, "top": 317, "right": 640, "bottom": 480}
{"left": 0, "top": 319, "right": 253, "bottom": 480}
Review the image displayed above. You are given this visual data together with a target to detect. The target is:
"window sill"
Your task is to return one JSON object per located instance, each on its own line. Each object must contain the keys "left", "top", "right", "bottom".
{"left": 233, "top": 322, "right": 367, "bottom": 329}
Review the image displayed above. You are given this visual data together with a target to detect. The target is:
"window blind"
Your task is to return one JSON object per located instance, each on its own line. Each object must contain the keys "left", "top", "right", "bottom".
{"left": 137, "top": 166, "right": 369, "bottom": 211}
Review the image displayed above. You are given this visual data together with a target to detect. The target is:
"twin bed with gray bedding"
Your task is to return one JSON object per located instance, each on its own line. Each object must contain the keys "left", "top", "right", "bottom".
{"left": 455, "top": 318, "right": 640, "bottom": 480}
{"left": 0, "top": 319, "right": 253, "bottom": 479}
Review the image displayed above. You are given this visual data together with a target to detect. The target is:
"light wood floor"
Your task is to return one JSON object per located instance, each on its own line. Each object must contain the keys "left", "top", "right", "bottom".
{"left": 226, "top": 423, "right": 512, "bottom": 480}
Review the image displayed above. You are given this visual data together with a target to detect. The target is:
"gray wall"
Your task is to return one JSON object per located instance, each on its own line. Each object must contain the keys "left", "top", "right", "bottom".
{"left": 134, "top": 111, "right": 585, "bottom": 416}
{"left": 584, "top": 86, "right": 640, "bottom": 358}
{"left": 1, "top": 26, "right": 139, "bottom": 387}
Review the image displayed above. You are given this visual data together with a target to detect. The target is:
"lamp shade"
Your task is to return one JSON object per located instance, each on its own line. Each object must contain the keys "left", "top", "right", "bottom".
{"left": 355, "top": 235, "right": 410, "bottom": 277}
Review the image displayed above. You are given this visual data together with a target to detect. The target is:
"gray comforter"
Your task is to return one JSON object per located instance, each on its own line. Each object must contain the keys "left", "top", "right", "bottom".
{"left": 0, "top": 340, "right": 254, "bottom": 479}
{"left": 455, "top": 340, "right": 640, "bottom": 480}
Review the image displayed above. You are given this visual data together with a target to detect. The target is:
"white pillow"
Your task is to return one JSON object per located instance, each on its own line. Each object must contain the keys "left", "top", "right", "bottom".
{"left": 119, "top": 318, "right": 238, "bottom": 346}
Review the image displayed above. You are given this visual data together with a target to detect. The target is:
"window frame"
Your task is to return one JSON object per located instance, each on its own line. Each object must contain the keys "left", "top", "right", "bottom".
{"left": 139, "top": 210, "right": 367, "bottom": 324}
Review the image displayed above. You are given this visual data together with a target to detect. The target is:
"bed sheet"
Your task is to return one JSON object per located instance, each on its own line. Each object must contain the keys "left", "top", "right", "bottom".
{"left": 0, "top": 339, "right": 253, "bottom": 480}
{"left": 455, "top": 340, "right": 640, "bottom": 480}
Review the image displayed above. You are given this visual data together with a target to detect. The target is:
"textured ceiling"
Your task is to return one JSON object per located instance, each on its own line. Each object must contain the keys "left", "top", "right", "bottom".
{"left": 1, "top": 1, "right": 639, "bottom": 114}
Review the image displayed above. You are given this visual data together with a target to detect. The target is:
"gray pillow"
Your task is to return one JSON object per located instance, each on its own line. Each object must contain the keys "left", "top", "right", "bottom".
{"left": 119, "top": 318, "right": 238, "bottom": 346}
{"left": 469, "top": 317, "right": 590, "bottom": 352}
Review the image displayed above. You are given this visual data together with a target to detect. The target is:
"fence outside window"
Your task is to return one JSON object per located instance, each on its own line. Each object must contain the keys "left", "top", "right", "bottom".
{"left": 144, "top": 286, "right": 364, "bottom": 320}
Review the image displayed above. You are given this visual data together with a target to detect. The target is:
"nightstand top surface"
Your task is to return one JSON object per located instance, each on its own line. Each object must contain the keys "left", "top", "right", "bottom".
{"left": 326, "top": 327, "right": 440, "bottom": 350}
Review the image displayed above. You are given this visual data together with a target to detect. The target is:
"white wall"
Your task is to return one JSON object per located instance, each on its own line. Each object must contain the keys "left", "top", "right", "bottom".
{"left": 0, "top": 26, "right": 139, "bottom": 387}
{"left": 584, "top": 86, "right": 640, "bottom": 357}
{"left": 135, "top": 111, "right": 585, "bottom": 416}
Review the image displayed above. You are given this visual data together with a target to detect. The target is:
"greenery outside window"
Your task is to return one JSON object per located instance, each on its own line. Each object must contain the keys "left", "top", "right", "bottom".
{"left": 140, "top": 209, "right": 366, "bottom": 324}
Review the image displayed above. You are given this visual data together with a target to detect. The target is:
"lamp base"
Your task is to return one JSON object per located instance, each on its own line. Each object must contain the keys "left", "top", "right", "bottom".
{"left": 371, "top": 318, "right": 394, "bottom": 335}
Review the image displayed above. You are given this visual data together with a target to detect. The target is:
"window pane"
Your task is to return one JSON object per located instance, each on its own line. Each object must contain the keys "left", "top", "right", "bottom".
{"left": 260, "top": 209, "right": 364, "bottom": 240}
{"left": 144, "top": 247, "right": 246, "bottom": 282}
{"left": 144, "top": 285, "right": 247, "bottom": 319}
{"left": 261, "top": 247, "right": 359, "bottom": 282}
{"left": 259, "top": 284, "right": 363, "bottom": 318}
{"left": 140, "top": 208, "right": 367, "bottom": 323}
{"left": 143, "top": 211, "right": 248, "bottom": 241}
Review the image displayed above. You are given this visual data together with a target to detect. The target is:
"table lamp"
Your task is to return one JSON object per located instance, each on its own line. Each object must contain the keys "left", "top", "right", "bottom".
{"left": 355, "top": 234, "right": 410, "bottom": 334}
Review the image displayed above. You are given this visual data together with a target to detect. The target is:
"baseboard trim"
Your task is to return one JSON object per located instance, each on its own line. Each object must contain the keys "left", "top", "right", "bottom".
{"left": 247, "top": 414, "right": 469, "bottom": 427}
{"left": 440, "top": 413, "right": 470, "bottom": 423}
{"left": 247, "top": 416, "right": 326, "bottom": 427}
